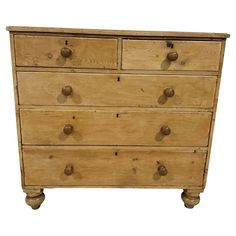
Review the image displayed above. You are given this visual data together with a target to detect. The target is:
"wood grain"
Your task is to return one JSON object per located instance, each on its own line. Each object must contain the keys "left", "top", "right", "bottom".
{"left": 122, "top": 40, "right": 222, "bottom": 71}
{"left": 7, "top": 26, "right": 230, "bottom": 39}
{"left": 17, "top": 72, "right": 217, "bottom": 108}
{"left": 203, "top": 40, "right": 227, "bottom": 187}
{"left": 9, "top": 33, "right": 26, "bottom": 187}
{"left": 23, "top": 146, "right": 206, "bottom": 187}
{"left": 14, "top": 35, "right": 118, "bottom": 69}
{"left": 20, "top": 108, "right": 212, "bottom": 146}
{"left": 7, "top": 26, "right": 229, "bottom": 208}
{"left": 16, "top": 66, "right": 219, "bottom": 76}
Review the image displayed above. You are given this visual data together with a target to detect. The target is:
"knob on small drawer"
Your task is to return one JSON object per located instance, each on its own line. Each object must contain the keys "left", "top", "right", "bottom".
{"left": 61, "top": 47, "right": 72, "bottom": 58}
{"left": 63, "top": 124, "right": 74, "bottom": 135}
{"left": 167, "top": 52, "right": 178, "bottom": 61}
{"left": 160, "top": 126, "right": 171, "bottom": 135}
{"left": 163, "top": 88, "right": 175, "bottom": 97}
{"left": 64, "top": 164, "right": 74, "bottom": 176}
{"left": 158, "top": 165, "right": 168, "bottom": 176}
{"left": 62, "top": 85, "right": 73, "bottom": 96}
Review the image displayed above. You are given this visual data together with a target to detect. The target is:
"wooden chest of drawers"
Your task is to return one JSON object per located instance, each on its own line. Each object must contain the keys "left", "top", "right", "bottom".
{"left": 7, "top": 26, "right": 229, "bottom": 209}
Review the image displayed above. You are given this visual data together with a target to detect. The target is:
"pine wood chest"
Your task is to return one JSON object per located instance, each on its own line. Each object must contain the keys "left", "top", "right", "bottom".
{"left": 7, "top": 26, "right": 229, "bottom": 209}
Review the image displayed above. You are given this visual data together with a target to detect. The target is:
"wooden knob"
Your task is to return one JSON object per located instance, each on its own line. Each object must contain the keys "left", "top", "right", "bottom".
{"left": 167, "top": 52, "right": 178, "bottom": 61}
{"left": 164, "top": 88, "right": 175, "bottom": 97}
{"left": 160, "top": 126, "right": 171, "bottom": 135}
{"left": 63, "top": 124, "right": 73, "bottom": 135}
{"left": 158, "top": 165, "right": 168, "bottom": 176}
{"left": 61, "top": 47, "right": 72, "bottom": 58}
{"left": 62, "top": 85, "right": 73, "bottom": 96}
{"left": 64, "top": 164, "right": 74, "bottom": 176}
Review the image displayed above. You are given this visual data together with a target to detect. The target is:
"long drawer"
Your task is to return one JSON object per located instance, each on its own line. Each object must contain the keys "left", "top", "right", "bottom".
{"left": 20, "top": 108, "right": 212, "bottom": 146}
{"left": 14, "top": 35, "right": 118, "bottom": 69}
{"left": 23, "top": 146, "right": 206, "bottom": 187}
{"left": 122, "top": 40, "right": 221, "bottom": 71}
{"left": 17, "top": 72, "right": 217, "bottom": 108}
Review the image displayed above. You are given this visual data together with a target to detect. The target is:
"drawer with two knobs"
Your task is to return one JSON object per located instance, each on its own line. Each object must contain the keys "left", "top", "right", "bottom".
{"left": 23, "top": 146, "right": 206, "bottom": 187}
{"left": 20, "top": 108, "right": 211, "bottom": 146}
{"left": 17, "top": 72, "right": 217, "bottom": 108}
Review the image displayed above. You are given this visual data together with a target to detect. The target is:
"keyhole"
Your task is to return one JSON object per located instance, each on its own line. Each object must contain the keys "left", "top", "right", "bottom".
{"left": 116, "top": 113, "right": 119, "bottom": 118}
{"left": 65, "top": 40, "right": 68, "bottom": 45}
{"left": 166, "top": 41, "right": 174, "bottom": 48}
{"left": 117, "top": 76, "right": 120, "bottom": 82}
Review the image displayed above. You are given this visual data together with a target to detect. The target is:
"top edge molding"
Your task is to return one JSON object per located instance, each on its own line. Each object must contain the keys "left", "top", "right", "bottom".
{"left": 6, "top": 26, "right": 230, "bottom": 39}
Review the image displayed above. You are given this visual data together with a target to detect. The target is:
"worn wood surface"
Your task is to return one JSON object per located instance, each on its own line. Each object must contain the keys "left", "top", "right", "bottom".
{"left": 14, "top": 35, "right": 118, "bottom": 69}
{"left": 23, "top": 146, "right": 206, "bottom": 187}
{"left": 7, "top": 26, "right": 230, "bottom": 39}
{"left": 16, "top": 66, "right": 219, "bottom": 76}
{"left": 202, "top": 40, "right": 227, "bottom": 187}
{"left": 20, "top": 108, "right": 212, "bottom": 146}
{"left": 9, "top": 33, "right": 26, "bottom": 188}
{"left": 122, "top": 40, "right": 222, "bottom": 71}
{"left": 24, "top": 188, "right": 45, "bottom": 209}
{"left": 19, "top": 106, "right": 213, "bottom": 113}
{"left": 7, "top": 27, "right": 229, "bottom": 208}
{"left": 181, "top": 189, "right": 202, "bottom": 208}
{"left": 17, "top": 72, "right": 217, "bottom": 108}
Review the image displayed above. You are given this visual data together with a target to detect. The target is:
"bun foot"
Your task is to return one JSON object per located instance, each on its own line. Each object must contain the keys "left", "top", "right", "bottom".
{"left": 24, "top": 189, "right": 45, "bottom": 210}
{"left": 181, "top": 189, "right": 201, "bottom": 209}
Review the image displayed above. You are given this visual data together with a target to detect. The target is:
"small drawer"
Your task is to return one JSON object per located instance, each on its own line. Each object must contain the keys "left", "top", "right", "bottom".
{"left": 14, "top": 35, "right": 118, "bottom": 69}
{"left": 122, "top": 40, "right": 221, "bottom": 71}
{"left": 17, "top": 72, "right": 217, "bottom": 108}
{"left": 23, "top": 146, "right": 206, "bottom": 187}
{"left": 20, "top": 108, "right": 212, "bottom": 146}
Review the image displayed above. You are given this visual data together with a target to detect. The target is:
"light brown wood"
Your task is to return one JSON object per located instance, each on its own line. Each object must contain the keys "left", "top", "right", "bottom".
{"left": 16, "top": 66, "right": 219, "bottom": 76}
{"left": 17, "top": 72, "right": 217, "bottom": 108}
{"left": 20, "top": 108, "right": 212, "bottom": 146}
{"left": 9, "top": 33, "right": 26, "bottom": 188}
{"left": 18, "top": 106, "right": 213, "bottom": 113}
{"left": 23, "top": 146, "right": 206, "bottom": 187}
{"left": 24, "top": 188, "right": 45, "bottom": 209}
{"left": 7, "top": 26, "right": 229, "bottom": 209}
{"left": 117, "top": 38, "right": 122, "bottom": 70}
{"left": 23, "top": 145, "right": 208, "bottom": 152}
{"left": 203, "top": 40, "right": 227, "bottom": 187}
{"left": 181, "top": 189, "right": 202, "bottom": 208}
{"left": 14, "top": 35, "right": 118, "bottom": 69}
{"left": 7, "top": 26, "right": 230, "bottom": 39}
{"left": 122, "top": 40, "right": 222, "bottom": 71}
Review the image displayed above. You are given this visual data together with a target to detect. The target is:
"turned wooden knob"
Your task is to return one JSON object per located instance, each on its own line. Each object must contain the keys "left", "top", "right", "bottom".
{"left": 61, "top": 47, "right": 72, "bottom": 58}
{"left": 64, "top": 164, "right": 74, "bottom": 176}
{"left": 63, "top": 124, "right": 74, "bottom": 135}
{"left": 160, "top": 126, "right": 171, "bottom": 135}
{"left": 164, "top": 88, "right": 175, "bottom": 97}
{"left": 62, "top": 85, "right": 73, "bottom": 96}
{"left": 158, "top": 165, "right": 168, "bottom": 176}
{"left": 167, "top": 52, "right": 178, "bottom": 61}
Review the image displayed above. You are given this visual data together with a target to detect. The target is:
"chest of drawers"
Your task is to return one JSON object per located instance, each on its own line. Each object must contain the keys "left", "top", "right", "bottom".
{"left": 7, "top": 26, "right": 229, "bottom": 209}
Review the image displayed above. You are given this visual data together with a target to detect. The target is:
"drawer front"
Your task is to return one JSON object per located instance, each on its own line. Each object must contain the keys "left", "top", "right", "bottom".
{"left": 20, "top": 109, "right": 211, "bottom": 146}
{"left": 122, "top": 40, "right": 221, "bottom": 71}
{"left": 18, "top": 72, "right": 216, "bottom": 108}
{"left": 23, "top": 147, "right": 206, "bottom": 187}
{"left": 14, "top": 35, "right": 118, "bottom": 69}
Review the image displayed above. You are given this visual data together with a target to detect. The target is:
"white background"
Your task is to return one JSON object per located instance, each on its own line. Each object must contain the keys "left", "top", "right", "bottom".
{"left": 0, "top": 0, "right": 235, "bottom": 235}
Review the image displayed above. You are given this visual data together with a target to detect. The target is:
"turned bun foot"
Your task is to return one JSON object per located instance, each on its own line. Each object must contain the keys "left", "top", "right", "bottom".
{"left": 24, "top": 189, "right": 45, "bottom": 210}
{"left": 181, "top": 189, "right": 201, "bottom": 209}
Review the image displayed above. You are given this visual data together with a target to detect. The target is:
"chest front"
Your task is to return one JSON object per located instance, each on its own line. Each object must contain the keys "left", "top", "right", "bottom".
{"left": 8, "top": 26, "right": 229, "bottom": 209}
